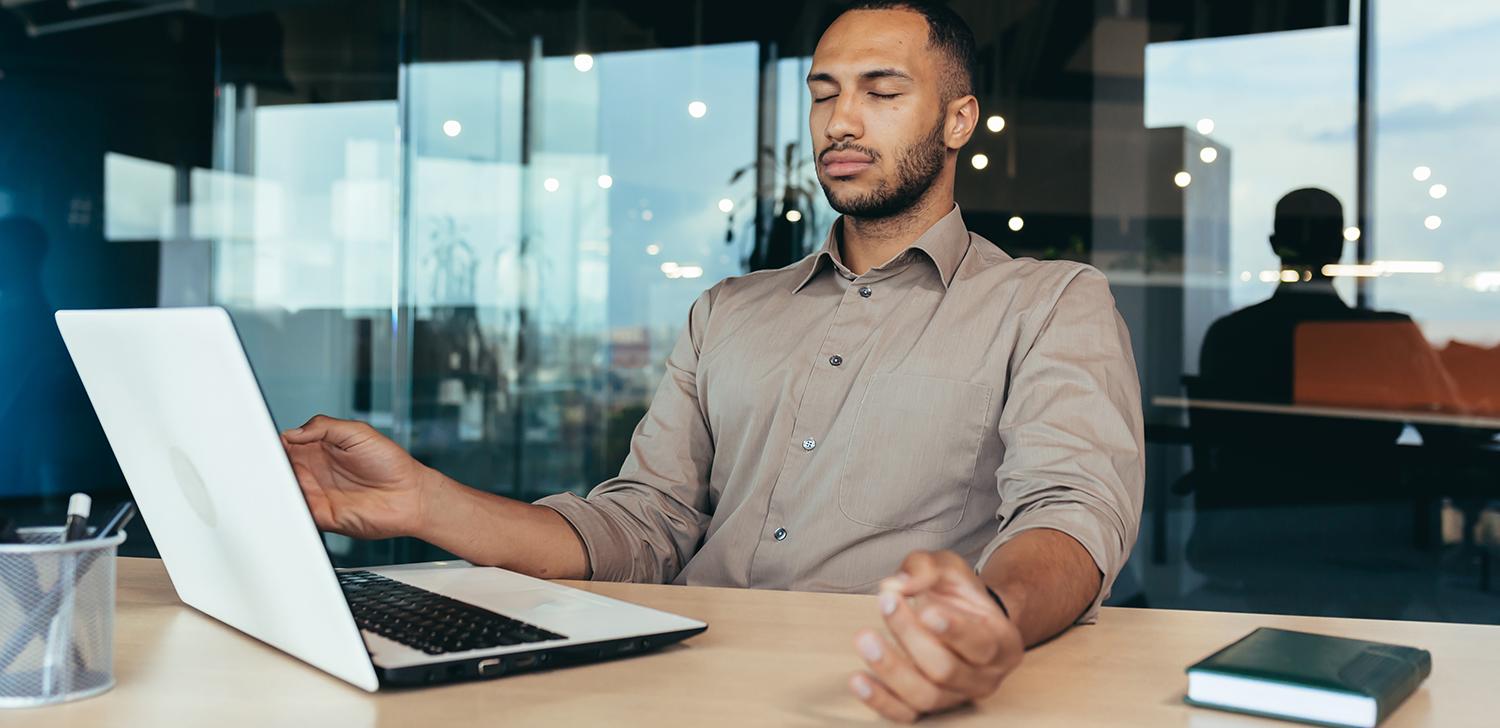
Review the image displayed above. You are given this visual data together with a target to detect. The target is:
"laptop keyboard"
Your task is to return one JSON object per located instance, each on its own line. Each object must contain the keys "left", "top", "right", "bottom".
{"left": 338, "top": 570, "right": 567, "bottom": 655}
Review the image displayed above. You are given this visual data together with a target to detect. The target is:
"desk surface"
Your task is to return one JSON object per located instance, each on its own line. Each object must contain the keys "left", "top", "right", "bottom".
{"left": 16, "top": 558, "right": 1499, "bottom": 726}
{"left": 1151, "top": 395, "right": 1500, "bottom": 431}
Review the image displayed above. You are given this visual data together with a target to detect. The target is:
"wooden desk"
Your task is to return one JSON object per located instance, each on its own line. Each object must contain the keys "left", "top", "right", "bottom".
{"left": 14, "top": 558, "right": 1499, "bottom": 726}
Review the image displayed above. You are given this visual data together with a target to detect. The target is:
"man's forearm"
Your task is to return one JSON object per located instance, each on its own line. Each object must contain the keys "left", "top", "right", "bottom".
{"left": 412, "top": 468, "right": 591, "bottom": 579}
{"left": 979, "top": 528, "right": 1102, "bottom": 647}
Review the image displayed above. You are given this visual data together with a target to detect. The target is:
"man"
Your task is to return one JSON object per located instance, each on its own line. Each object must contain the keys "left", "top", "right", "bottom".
{"left": 283, "top": 2, "right": 1142, "bottom": 721}
{"left": 1198, "top": 188, "right": 1425, "bottom": 410}
{"left": 1188, "top": 188, "right": 1456, "bottom": 618}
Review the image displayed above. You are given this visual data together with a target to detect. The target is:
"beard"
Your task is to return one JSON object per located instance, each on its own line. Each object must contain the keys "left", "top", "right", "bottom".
{"left": 819, "top": 117, "right": 947, "bottom": 220}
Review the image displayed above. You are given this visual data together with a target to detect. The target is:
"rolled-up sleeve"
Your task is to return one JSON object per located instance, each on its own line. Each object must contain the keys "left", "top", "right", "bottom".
{"left": 534, "top": 287, "right": 717, "bottom": 583}
{"left": 976, "top": 267, "right": 1144, "bottom": 623}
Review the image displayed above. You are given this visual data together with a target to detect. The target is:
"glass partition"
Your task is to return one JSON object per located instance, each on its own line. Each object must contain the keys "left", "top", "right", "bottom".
{"left": 2, "top": 0, "right": 1497, "bottom": 624}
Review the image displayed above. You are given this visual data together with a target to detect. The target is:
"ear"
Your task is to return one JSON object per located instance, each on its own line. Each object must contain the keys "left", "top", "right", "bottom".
{"left": 945, "top": 95, "right": 979, "bottom": 151}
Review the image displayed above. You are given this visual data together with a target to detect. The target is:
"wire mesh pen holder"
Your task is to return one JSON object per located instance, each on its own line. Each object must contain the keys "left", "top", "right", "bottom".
{"left": 0, "top": 527, "right": 125, "bottom": 707}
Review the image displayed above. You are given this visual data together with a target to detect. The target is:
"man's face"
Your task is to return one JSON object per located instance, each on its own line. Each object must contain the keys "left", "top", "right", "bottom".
{"left": 808, "top": 10, "right": 951, "bottom": 219}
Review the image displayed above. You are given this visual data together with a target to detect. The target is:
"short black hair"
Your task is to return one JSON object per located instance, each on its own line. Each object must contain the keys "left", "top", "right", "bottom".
{"left": 839, "top": 1, "right": 978, "bottom": 101}
{"left": 1272, "top": 188, "right": 1345, "bottom": 266}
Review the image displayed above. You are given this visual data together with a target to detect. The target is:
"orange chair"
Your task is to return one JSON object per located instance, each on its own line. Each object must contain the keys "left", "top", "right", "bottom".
{"left": 1293, "top": 320, "right": 1464, "bottom": 415}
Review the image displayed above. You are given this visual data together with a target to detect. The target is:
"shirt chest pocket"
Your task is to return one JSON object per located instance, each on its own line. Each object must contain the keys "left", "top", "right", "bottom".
{"left": 837, "top": 373, "right": 994, "bottom": 533}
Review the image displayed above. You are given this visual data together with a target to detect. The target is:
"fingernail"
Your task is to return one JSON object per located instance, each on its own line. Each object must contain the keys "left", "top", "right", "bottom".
{"left": 851, "top": 674, "right": 873, "bottom": 699}
{"left": 879, "top": 591, "right": 899, "bottom": 616}
{"left": 857, "top": 633, "right": 884, "bottom": 662}
{"left": 921, "top": 609, "right": 949, "bottom": 633}
{"left": 287, "top": 427, "right": 302, "bottom": 435}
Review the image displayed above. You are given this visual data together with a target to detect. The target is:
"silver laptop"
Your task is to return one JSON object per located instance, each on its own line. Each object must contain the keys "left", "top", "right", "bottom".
{"left": 55, "top": 307, "right": 706, "bottom": 691}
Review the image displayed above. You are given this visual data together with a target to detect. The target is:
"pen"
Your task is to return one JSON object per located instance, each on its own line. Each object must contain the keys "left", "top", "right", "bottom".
{"left": 93, "top": 502, "right": 136, "bottom": 540}
{"left": 48, "top": 493, "right": 92, "bottom": 695}
{"left": 63, "top": 493, "right": 91, "bottom": 542}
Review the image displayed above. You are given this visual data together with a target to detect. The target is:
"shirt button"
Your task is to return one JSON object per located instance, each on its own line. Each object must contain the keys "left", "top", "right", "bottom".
{"left": 858, "top": 286, "right": 872, "bottom": 298}
{"left": 802, "top": 437, "right": 817, "bottom": 451}
{"left": 773, "top": 528, "right": 788, "bottom": 541}
{"left": 829, "top": 355, "right": 843, "bottom": 367}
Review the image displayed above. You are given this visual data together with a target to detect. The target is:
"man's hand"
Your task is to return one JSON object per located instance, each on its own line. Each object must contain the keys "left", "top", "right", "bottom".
{"left": 281, "top": 414, "right": 438, "bottom": 540}
{"left": 849, "top": 550, "right": 1024, "bottom": 723}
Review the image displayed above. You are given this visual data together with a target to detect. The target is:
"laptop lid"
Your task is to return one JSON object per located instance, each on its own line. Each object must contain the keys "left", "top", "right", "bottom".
{"left": 55, "top": 307, "right": 380, "bottom": 692}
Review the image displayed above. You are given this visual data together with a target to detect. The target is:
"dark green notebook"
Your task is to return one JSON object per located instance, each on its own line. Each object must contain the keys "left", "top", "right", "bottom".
{"left": 1185, "top": 627, "right": 1432, "bottom": 728}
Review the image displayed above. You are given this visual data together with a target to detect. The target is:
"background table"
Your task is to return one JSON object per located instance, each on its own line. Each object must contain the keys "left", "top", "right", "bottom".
{"left": 10, "top": 558, "right": 1498, "bottom": 726}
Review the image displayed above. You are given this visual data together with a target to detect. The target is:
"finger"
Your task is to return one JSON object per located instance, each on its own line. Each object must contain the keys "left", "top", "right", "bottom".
{"left": 283, "top": 415, "right": 371, "bottom": 449}
{"left": 915, "top": 600, "right": 1020, "bottom": 671}
{"left": 854, "top": 629, "right": 965, "bottom": 715}
{"left": 884, "top": 550, "right": 940, "bottom": 595}
{"left": 282, "top": 414, "right": 336, "bottom": 444}
{"left": 881, "top": 587, "right": 998, "bottom": 694}
{"left": 288, "top": 461, "right": 335, "bottom": 529}
{"left": 287, "top": 459, "right": 321, "bottom": 496}
{"left": 849, "top": 672, "right": 919, "bottom": 724}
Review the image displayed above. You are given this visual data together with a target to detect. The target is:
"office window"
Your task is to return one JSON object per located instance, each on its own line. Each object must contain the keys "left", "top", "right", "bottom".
{"left": 2, "top": 0, "right": 1497, "bottom": 624}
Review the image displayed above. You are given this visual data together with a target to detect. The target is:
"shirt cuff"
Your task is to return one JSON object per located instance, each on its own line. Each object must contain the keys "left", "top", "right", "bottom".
{"left": 975, "top": 502, "right": 1126, "bottom": 624}
{"left": 534, "top": 492, "right": 633, "bottom": 582}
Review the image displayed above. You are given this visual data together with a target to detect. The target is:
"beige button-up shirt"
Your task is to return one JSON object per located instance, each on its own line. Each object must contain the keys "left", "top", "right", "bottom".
{"left": 537, "top": 205, "right": 1143, "bottom": 620}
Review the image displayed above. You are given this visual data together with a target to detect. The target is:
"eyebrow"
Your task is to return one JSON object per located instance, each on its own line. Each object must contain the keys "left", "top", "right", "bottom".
{"left": 806, "top": 68, "right": 915, "bottom": 85}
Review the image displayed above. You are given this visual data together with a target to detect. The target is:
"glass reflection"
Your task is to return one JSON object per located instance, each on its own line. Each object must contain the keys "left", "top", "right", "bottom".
{"left": 2, "top": 0, "right": 1498, "bottom": 623}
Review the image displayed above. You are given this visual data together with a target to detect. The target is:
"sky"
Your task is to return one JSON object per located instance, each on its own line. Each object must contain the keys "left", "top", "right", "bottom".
{"left": 1146, "top": 0, "right": 1500, "bottom": 344}
{"left": 102, "top": 0, "right": 1498, "bottom": 346}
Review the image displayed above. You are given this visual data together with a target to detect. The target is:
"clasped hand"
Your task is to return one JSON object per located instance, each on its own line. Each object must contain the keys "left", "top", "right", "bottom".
{"left": 849, "top": 550, "right": 1024, "bottom": 722}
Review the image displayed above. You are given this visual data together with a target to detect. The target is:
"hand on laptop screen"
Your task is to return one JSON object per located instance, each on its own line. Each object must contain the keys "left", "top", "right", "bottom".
{"left": 281, "top": 415, "right": 440, "bottom": 540}
{"left": 281, "top": 414, "right": 591, "bottom": 579}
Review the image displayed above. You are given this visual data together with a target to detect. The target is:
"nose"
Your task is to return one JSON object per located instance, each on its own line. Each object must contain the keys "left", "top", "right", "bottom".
{"left": 823, "top": 92, "right": 863, "bottom": 143}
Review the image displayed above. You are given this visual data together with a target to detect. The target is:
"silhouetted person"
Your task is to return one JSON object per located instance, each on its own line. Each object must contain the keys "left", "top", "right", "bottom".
{"left": 1186, "top": 189, "right": 1440, "bottom": 618}
{"left": 1198, "top": 188, "right": 1419, "bottom": 405}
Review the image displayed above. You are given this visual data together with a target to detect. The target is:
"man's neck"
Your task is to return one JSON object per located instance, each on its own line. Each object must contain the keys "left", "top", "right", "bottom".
{"left": 839, "top": 189, "right": 954, "bottom": 276}
{"left": 1275, "top": 277, "right": 1339, "bottom": 294}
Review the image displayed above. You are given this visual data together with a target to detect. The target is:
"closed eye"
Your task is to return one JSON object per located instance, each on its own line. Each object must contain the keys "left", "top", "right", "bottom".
{"left": 869, "top": 92, "right": 900, "bottom": 100}
{"left": 814, "top": 94, "right": 838, "bottom": 103}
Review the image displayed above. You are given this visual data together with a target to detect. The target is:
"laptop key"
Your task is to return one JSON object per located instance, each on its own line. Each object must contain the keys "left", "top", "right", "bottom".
{"left": 337, "top": 570, "right": 567, "bottom": 655}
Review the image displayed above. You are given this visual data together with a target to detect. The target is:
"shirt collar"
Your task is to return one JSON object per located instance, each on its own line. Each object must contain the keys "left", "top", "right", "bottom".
{"left": 791, "top": 204, "right": 969, "bottom": 294}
